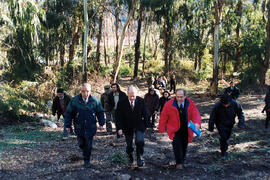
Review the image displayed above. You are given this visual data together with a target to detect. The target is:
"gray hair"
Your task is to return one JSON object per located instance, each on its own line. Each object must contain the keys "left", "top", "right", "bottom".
{"left": 81, "top": 83, "right": 91, "bottom": 90}
{"left": 127, "top": 85, "right": 138, "bottom": 94}
{"left": 176, "top": 88, "right": 187, "bottom": 95}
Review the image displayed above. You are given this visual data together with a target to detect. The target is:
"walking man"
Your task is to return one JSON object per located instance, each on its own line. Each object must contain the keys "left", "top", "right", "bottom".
{"left": 64, "top": 83, "right": 104, "bottom": 168}
{"left": 116, "top": 86, "right": 149, "bottom": 167}
{"left": 144, "top": 88, "right": 159, "bottom": 128}
{"left": 108, "top": 83, "right": 127, "bottom": 138}
{"left": 101, "top": 85, "right": 113, "bottom": 132}
{"left": 209, "top": 94, "right": 245, "bottom": 158}
{"left": 159, "top": 89, "right": 201, "bottom": 169}
{"left": 52, "top": 88, "right": 73, "bottom": 139}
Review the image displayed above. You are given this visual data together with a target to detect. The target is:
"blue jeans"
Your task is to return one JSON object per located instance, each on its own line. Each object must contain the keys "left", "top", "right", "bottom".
{"left": 77, "top": 136, "right": 94, "bottom": 161}
{"left": 125, "top": 131, "right": 144, "bottom": 156}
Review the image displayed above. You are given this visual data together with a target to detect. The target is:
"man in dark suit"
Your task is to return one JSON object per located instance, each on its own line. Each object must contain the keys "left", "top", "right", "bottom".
{"left": 108, "top": 83, "right": 127, "bottom": 138}
{"left": 116, "top": 86, "right": 149, "bottom": 167}
{"left": 52, "top": 88, "right": 73, "bottom": 139}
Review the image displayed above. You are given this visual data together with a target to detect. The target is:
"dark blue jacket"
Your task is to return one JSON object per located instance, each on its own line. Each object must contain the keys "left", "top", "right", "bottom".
{"left": 64, "top": 94, "right": 105, "bottom": 138}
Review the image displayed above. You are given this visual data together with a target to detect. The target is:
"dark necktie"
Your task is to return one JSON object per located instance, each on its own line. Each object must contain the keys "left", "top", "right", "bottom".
{"left": 130, "top": 101, "right": 134, "bottom": 111}
{"left": 180, "top": 104, "right": 183, "bottom": 113}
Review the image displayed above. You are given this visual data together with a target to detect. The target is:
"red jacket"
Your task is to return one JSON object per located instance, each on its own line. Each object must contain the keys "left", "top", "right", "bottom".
{"left": 159, "top": 97, "right": 201, "bottom": 143}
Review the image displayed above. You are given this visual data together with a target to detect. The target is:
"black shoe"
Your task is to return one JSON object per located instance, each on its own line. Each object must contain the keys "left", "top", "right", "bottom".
{"left": 137, "top": 156, "right": 144, "bottom": 167}
{"left": 128, "top": 154, "right": 133, "bottom": 164}
{"left": 84, "top": 160, "right": 91, "bottom": 168}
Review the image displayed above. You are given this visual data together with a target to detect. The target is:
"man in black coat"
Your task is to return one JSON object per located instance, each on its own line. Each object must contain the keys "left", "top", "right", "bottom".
{"left": 52, "top": 88, "right": 73, "bottom": 138}
{"left": 224, "top": 81, "right": 240, "bottom": 100}
{"left": 262, "top": 86, "right": 270, "bottom": 129}
{"left": 108, "top": 83, "right": 127, "bottom": 138}
{"left": 209, "top": 94, "right": 245, "bottom": 157}
{"left": 116, "top": 86, "right": 149, "bottom": 167}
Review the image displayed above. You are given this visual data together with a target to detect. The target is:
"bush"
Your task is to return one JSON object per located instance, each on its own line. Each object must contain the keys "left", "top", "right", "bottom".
{"left": 119, "top": 64, "right": 133, "bottom": 77}
{"left": 0, "top": 81, "right": 50, "bottom": 123}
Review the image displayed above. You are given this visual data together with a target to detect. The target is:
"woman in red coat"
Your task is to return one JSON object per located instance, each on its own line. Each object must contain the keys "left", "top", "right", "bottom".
{"left": 159, "top": 89, "right": 201, "bottom": 169}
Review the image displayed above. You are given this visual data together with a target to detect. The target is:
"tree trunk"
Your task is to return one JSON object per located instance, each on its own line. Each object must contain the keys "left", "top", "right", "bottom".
{"left": 210, "top": 0, "right": 223, "bottom": 96}
{"left": 113, "top": 1, "right": 136, "bottom": 83}
{"left": 142, "top": 17, "right": 149, "bottom": 77}
{"left": 104, "top": 32, "right": 107, "bottom": 66}
{"left": 82, "top": 0, "right": 89, "bottom": 83}
{"left": 59, "top": 43, "right": 65, "bottom": 68}
{"left": 133, "top": 4, "right": 144, "bottom": 79}
{"left": 96, "top": 10, "right": 103, "bottom": 74}
{"left": 115, "top": 7, "right": 119, "bottom": 64}
{"left": 260, "top": 0, "right": 270, "bottom": 87}
{"left": 163, "top": 19, "right": 169, "bottom": 77}
{"left": 194, "top": 55, "right": 198, "bottom": 71}
{"left": 233, "top": 0, "right": 242, "bottom": 72}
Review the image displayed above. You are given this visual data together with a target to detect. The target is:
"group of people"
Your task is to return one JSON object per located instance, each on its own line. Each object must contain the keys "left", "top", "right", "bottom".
{"left": 50, "top": 79, "right": 268, "bottom": 170}
{"left": 148, "top": 75, "right": 177, "bottom": 95}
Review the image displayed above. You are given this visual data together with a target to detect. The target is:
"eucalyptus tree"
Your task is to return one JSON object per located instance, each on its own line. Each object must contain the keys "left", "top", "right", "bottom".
{"left": 2, "top": 0, "right": 45, "bottom": 83}
{"left": 112, "top": 0, "right": 136, "bottom": 83}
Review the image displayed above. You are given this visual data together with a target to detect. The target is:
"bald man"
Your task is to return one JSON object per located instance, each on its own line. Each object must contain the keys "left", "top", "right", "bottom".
{"left": 116, "top": 86, "right": 149, "bottom": 167}
{"left": 64, "top": 83, "right": 104, "bottom": 168}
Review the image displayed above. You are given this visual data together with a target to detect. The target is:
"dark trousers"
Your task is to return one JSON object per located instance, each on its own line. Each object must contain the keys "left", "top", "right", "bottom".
{"left": 266, "top": 112, "right": 270, "bottom": 128}
{"left": 77, "top": 136, "right": 94, "bottom": 161}
{"left": 172, "top": 128, "right": 188, "bottom": 164}
{"left": 217, "top": 127, "right": 232, "bottom": 153}
{"left": 170, "top": 84, "right": 176, "bottom": 93}
{"left": 150, "top": 113, "right": 156, "bottom": 128}
{"left": 125, "top": 131, "right": 144, "bottom": 157}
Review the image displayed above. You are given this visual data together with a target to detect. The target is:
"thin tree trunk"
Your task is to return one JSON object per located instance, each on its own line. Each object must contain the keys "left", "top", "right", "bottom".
{"left": 104, "top": 32, "right": 107, "bottom": 66}
{"left": 260, "top": 0, "right": 270, "bottom": 87}
{"left": 233, "top": 0, "right": 242, "bottom": 72}
{"left": 142, "top": 17, "right": 149, "bottom": 77}
{"left": 133, "top": 4, "right": 143, "bottom": 79}
{"left": 96, "top": 10, "right": 103, "bottom": 74}
{"left": 115, "top": 7, "right": 119, "bottom": 64}
{"left": 210, "top": 0, "right": 223, "bottom": 96}
{"left": 163, "top": 19, "right": 169, "bottom": 77}
{"left": 113, "top": 0, "right": 136, "bottom": 83}
{"left": 82, "top": 0, "right": 89, "bottom": 83}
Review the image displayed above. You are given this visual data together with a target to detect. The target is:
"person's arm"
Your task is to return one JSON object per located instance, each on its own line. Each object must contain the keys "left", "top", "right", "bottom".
{"left": 142, "top": 99, "right": 150, "bottom": 127}
{"left": 190, "top": 102, "right": 201, "bottom": 130}
{"left": 64, "top": 98, "right": 76, "bottom": 129}
{"left": 96, "top": 99, "right": 105, "bottom": 127}
{"left": 52, "top": 97, "right": 57, "bottom": 116}
{"left": 235, "top": 101, "right": 245, "bottom": 125}
{"left": 209, "top": 104, "right": 217, "bottom": 132}
{"left": 100, "top": 94, "right": 105, "bottom": 108}
{"left": 116, "top": 101, "right": 124, "bottom": 134}
{"left": 159, "top": 103, "right": 169, "bottom": 133}
{"left": 235, "top": 88, "right": 240, "bottom": 99}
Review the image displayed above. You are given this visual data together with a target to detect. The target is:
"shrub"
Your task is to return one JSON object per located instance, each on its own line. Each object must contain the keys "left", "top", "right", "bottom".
{"left": 119, "top": 64, "right": 133, "bottom": 77}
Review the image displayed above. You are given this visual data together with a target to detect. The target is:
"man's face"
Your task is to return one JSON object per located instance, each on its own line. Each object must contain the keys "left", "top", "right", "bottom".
{"left": 128, "top": 91, "right": 136, "bottom": 102}
{"left": 57, "top": 93, "right": 63, "bottom": 98}
{"left": 111, "top": 85, "right": 117, "bottom": 92}
{"left": 222, "top": 103, "right": 230, "bottom": 108}
{"left": 176, "top": 90, "right": 186, "bottom": 104}
{"left": 81, "top": 86, "right": 91, "bottom": 99}
{"left": 150, "top": 90, "right": 155, "bottom": 95}
{"left": 230, "top": 83, "right": 234, "bottom": 88}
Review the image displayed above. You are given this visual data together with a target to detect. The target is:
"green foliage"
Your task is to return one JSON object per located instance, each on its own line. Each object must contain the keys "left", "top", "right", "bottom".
{"left": 2, "top": 0, "right": 45, "bottom": 83}
{"left": 145, "top": 59, "right": 163, "bottom": 76}
{"left": 0, "top": 81, "right": 50, "bottom": 123}
{"left": 118, "top": 64, "right": 133, "bottom": 77}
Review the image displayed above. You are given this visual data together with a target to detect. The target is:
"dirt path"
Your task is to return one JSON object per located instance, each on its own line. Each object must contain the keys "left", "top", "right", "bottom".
{"left": 0, "top": 78, "right": 270, "bottom": 179}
